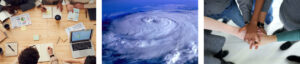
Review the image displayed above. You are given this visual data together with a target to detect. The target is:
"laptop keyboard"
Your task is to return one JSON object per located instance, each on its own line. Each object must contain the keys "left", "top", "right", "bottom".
{"left": 72, "top": 41, "right": 92, "bottom": 51}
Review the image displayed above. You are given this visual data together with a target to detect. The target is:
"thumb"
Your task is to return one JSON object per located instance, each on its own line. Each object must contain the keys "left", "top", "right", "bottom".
{"left": 239, "top": 26, "right": 246, "bottom": 33}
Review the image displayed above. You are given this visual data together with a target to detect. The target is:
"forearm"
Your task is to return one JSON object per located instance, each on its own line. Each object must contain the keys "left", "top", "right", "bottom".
{"left": 276, "top": 29, "right": 300, "bottom": 41}
{"left": 250, "top": 0, "right": 265, "bottom": 24}
{"left": 204, "top": 17, "right": 240, "bottom": 36}
{"left": 50, "top": 55, "right": 59, "bottom": 64}
{"left": 259, "top": 12, "right": 267, "bottom": 23}
{"left": 65, "top": 0, "right": 71, "bottom": 4}
{"left": 84, "top": 3, "right": 96, "bottom": 8}
{"left": 64, "top": 58, "right": 84, "bottom": 63}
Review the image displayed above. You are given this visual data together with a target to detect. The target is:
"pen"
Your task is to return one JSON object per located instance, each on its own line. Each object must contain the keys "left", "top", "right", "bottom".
{"left": 86, "top": 9, "right": 88, "bottom": 18}
{"left": 8, "top": 45, "right": 15, "bottom": 52}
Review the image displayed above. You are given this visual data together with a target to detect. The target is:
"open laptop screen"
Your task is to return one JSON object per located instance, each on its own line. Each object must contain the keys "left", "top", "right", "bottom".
{"left": 71, "top": 29, "right": 92, "bottom": 42}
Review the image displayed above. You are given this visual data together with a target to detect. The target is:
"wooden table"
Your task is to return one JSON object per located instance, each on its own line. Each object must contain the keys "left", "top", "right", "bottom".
{"left": 0, "top": 5, "right": 96, "bottom": 64}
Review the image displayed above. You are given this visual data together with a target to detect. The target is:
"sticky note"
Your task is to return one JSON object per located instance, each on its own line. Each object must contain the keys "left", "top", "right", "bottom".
{"left": 21, "top": 26, "right": 26, "bottom": 30}
{"left": 33, "top": 35, "right": 39, "bottom": 41}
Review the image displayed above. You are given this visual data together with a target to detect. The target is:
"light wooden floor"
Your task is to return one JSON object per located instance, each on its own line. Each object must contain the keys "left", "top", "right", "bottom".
{"left": 0, "top": 5, "right": 96, "bottom": 64}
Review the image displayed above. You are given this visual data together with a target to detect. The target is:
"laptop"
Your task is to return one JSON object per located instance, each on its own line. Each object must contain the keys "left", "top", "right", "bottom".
{"left": 70, "top": 29, "right": 95, "bottom": 58}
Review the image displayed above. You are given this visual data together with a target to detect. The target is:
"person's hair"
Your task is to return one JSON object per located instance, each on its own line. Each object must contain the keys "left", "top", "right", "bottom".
{"left": 3, "top": 0, "right": 27, "bottom": 14}
{"left": 5, "top": 0, "right": 27, "bottom": 6}
{"left": 18, "top": 47, "right": 40, "bottom": 64}
{"left": 85, "top": 56, "right": 96, "bottom": 64}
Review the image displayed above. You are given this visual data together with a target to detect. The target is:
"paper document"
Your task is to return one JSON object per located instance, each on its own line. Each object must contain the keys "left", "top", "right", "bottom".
{"left": 67, "top": 8, "right": 79, "bottom": 21}
{"left": 31, "top": 43, "right": 54, "bottom": 62}
{"left": 65, "top": 22, "right": 86, "bottom": 36}
{"left": 10, "top": 13, "right": 32, "bottom": 29}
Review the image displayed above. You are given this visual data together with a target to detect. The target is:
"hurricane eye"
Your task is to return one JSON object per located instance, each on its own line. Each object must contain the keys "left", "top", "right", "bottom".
{"left": 141, "top": 17, "right": 160, "bottom": 23}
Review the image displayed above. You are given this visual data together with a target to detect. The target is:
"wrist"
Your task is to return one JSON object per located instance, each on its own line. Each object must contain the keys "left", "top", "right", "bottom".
{"left": 269, "top": 35, "right": 277, "bottom": 43}
{"left": 259, "top": 12, "right": 267, "bottom": 23}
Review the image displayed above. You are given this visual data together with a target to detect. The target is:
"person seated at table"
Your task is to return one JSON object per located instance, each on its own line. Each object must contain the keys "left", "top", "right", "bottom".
{"left": 63, "top": 56, "right": 96, "bottom": 64}
{"left": 66, "top": 0, "right": 96, "bottom": 12}
{"left": 0, "top": 0, "right": 36, "bottom": 14}
{"left": 17, "top": 46, "right": 58, "bottom": 64}
{"left": 37, "top": 0, "right": 63, "bottom": 12}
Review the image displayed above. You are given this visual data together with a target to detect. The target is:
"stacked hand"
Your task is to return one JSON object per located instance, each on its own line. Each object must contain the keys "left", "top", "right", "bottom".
{"left": 239, "top": 22, "right": 261, "bottom": 49}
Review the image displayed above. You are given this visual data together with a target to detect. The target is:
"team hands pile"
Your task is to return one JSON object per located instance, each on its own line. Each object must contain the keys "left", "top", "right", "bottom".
{"left": 237, "top": 12, "right": 277, "bottom": 50}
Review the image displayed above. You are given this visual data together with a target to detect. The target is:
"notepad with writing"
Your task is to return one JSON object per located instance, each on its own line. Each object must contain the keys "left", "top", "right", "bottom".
{"left": 43, "top": 6, "right": 62, "bottom": 18}
{"left": 31, "top": 43, "right": 54, "bottom": 62}
{"left": 4, "top": 42, "right": 18, "bottom": 56}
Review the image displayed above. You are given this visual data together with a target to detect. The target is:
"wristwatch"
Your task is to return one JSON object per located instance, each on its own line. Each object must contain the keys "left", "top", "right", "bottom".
{"left": 257, "top": 22, "right": 264, "bottom": 28}
{"left": 50, "top": 54, "right": 55, "bottom": 58}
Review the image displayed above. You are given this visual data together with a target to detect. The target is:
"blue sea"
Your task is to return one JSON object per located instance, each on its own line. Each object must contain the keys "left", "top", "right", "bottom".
{"left": 102, "top": 0, "right": 198, "bottom": 64}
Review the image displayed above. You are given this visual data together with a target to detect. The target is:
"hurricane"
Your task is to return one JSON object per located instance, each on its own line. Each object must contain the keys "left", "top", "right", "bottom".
{"left": 102, "top": 10, "right": 198, "bottom": 64}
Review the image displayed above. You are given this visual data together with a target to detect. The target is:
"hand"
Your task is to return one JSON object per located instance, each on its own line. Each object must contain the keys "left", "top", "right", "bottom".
{"left": 2, "top": 6, "right": 16, "bottom": 14}
{"left": 47, "top": 47, "right": 53, "bottom": 55}
{"left": 74, "top": 3, "right": 84, "bottom": 9}
{"left": 249, "top": 31, "right": 277, "bottom": 49}
{"left": 41, "top": 7, "right": 47, "bottom": 13}
{"left": 258, "top": 28, "right": 267, "bottom": 34}
{"left": 57, "top": 3, "right": 63, "bottom": 12}
{"left": 257, "top": 32, "right": 276, "bottom": 45}
{"left": 38, "top": 5, "right": 47, "bottom": 12}
{"left": 239, "top": 22, "right": 260, "bottom": 47}
{"left": 66, "top": 4, "right": 74, "bottom": 12}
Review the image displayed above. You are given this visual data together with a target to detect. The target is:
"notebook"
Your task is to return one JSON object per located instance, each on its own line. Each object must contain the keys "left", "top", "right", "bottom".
{"left": 43, "top": 6, "right": 62, "bottom": 18}
{"left": 4, "top": 42, "right": 18, "bottom": 56}
{"left": 31, "top": 43, "right": 54, "bottom": 62}
{"left": 0, "top": 11, "right": 12, "bottom": 22}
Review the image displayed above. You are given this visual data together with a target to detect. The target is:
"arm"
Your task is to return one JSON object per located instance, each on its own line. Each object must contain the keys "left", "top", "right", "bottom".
{"left": 57, "top": 0, "right": 63, "bottom": 11}
{"left": 259, "top": 0, "right": 272, "bottom": 24}
{"left": 64, "top": 58, "right": 85, "bottom": 63}
{"left": 205, "top": 16, "right": 260, "bottom": 49}
{"left": 204, "top": 16, "right": 245, "bottom": 39}
{"left": 83, "top": 0, "right": 96, "bottom": 8}
{"left": 48, "top": 47, "right": 59, "bottom": 64}
{"left": 19, "top": 0, "right": 36, "bottom": 11}
{"left": 276, "top": 29, "right": 300, "bottom": 41}
{"left": 258, "top": 29, "right": 300, "bottom": 46}
{"left": 50, "top": 55, "right": 59, "bottom": 64}
{"left": 65, "top": 0, "right": 74, "bottom": 12}
{"left": 65, "top": 0, "right": 71, "bottom": 5}
{"left": 240, "top": 0, "right": 265, "bottom": 44}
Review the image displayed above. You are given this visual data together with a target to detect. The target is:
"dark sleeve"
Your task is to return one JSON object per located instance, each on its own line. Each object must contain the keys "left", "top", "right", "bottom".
{"left": 0, "top": 5, "right": 3, "bottom": 11}
{"left": 276, "top": 29, "right": 300, "bottom": 41}
{"left": 237, "top": 0, "right": 253, "bottom": 22}
{"left": 261, "top": 0, "right": 273, "bottom": 12}
{"left": 19, "top": 0, "right": 36, "bottom": 11}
